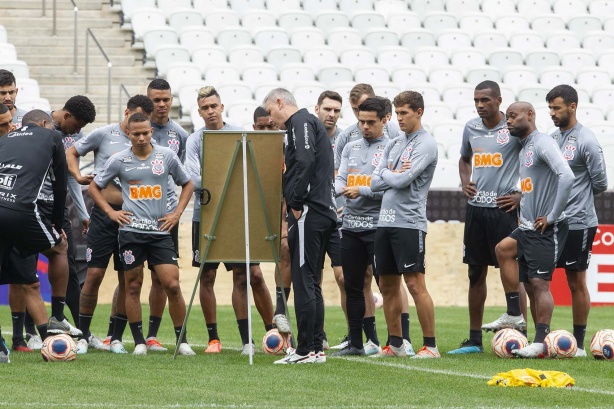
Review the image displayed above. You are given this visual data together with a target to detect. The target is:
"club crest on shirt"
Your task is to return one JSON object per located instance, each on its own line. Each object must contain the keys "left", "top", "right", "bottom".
{"left": 168, "top": 129, "right": 178, "bottom": 138}
{"left": 168, "top": 139, "right": 180, "bottom": 153}
{"left": 497, "top": 129, "right": 510, "bottom": 145}
{"left": 563, "top": 144, "right": 576, "bottom": 160}
{"left": 525, "top": 150, "right": 534, "bottom": 167}
{"left": 400, "top": 146, "right": 412, "bottom": 161}
{"left": 111, "top": 130, "right": 120, "bottom": 137}
{"left": 372, "top": 152, "right": 383, "bottom": 167}
{"left": 123, "top": 250, "right": 135, "bottom": 265}
{"left": 63, "top": 137, "right": 75, "bottom": 150}
{"left": 474, "top": 123, "right": 483, "bottom": 130}
{"left": 121, "top": 156, "right": 133, "bottom": 163}
{"left": 151, "top": 159, "right": 164, "bottom": 175}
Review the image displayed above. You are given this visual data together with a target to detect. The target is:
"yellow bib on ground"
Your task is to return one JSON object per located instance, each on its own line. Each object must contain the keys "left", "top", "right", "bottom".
{"left": 487, "top": 368, "right": 575, "bottom": 388}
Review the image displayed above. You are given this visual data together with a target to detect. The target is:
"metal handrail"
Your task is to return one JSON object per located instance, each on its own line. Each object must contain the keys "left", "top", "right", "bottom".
{"left": 85, "top": 28, "right": 112, "bottom": 123}
{"left": 118, "top": 84, "right": 131, "bottom": 122}
{"left": 45, "top": 0, "right": 78, "bottom": 73}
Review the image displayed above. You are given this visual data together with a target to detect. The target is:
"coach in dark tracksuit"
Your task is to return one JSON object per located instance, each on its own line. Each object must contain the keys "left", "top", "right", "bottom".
{"left": 264, "top": 88, "right": 337, "bottom": 364}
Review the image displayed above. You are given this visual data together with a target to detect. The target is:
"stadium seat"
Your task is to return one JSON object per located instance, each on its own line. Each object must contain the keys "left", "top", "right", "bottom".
{"left": 375, "top": 0, "right": 409, "bottom": 19}
{"left": 589, "top": 0, "right": 614, "bottom": 16}
{"left": 574, "top": 85, "right": 592, "bottom": 106}
{"left": 524, "top": 49, "right": 560, "bottom": 75}
{"left": 121, "top": 0, "right": 156, "bottom": 24}
{"left": 180, "top": 27, "right": 216, "bottom": 54}
{"left": 411, "top": 0, "right": 445, "bottom": 16}
{"left": 242, "top": 63, "right": 279, "bottom": 89}
{"left": 14, "top": 77, "right": 40, "bottom": 101}
{"left": 583, "top": 31, "right": 614, "bottom": 54}
{"left": 190, "top": 105, "right": 205, "bottom": 129}
{"left": 266, "top": 46, "right": 303, "bottom": 72}
{"left": 400, "top": 29, "right": 437, "bottom": 54}
{"left": 193, "top": 0, "right": 230, "bottom": 14}
{"left": 277, "top": 11, "right": 314, "bottom": 33}
{"left": 216, "top": 82, "right": 254, "bottom": 101}
{"left": 350, "top": 12, "right": 387, "bottom": 35}
{"left": 279, "top": 63, "right": 316, "bottom": 89}
{"left": 428, "top": 66, "right": 464, "bottom": 92}
{"left": 436, "top": 29, "right": 471, "bottom": 54}
{"left": 445, "top": 141, "right": 463, "bottom": 160}
{"left": 253, "top": 81, "right": 284, "bottom": 101}
{"left": 229, "top": 0, "right": 266, "bottom": 16}
{"left": 432, "top": 120, "right": 465, "bottom": 144}
{"left": 0, "top": 60, "right": 29, "bottom": 79}
{"left": 409, "top": 83, "right": 441, "bottom": 106}
{"left": 0, "top": 43, "right": 17, "bottom": 61}
{"left": 422, "top": 12, "right": 458, "bottom": 35}
{"left": 458, "top": 13, "right": 494, "bottom": 38}
{"left": 509, "top": 31, "right": 545, "bottom": 56}
{"left": 517, "top": 0, "right": 553, "bottom": 15}
{"left": 455, "top": 103, "right": 478, "bottom": 123}
{"left": 499, "top": 85, "right": 516, "bottom": 111}
{"left": 488, "top": 49, "right": 524, "bottom": 72}
{"left": 386, "top": 12, "right": 422, "bottom": 37}
{"left": 533, "top": 105, "right": 551, "bottom": 131}
{"left": 166, "top": 62, "right": 202, "bottom": 92}
{"left": 559, "top": 48, "right": 595, "bottom": 76}
{"left": 339, "top": 0, "right": 375, "bottom": 13}
{"left": 436, "top": 142, "right": 447, "bottom": 159}
{"left": 591, "top": 122, "right": 614, "bottom": 146}
{"left": 354, "top": 64, "right": 390, "bottom": 83}
{"left": 0, "top": 25, "right": 6, "bottom": 43}
{"left": 413, "top": 47, "right": 449, "bottom": 70}
{"left": 516, "top": 84, "right": 550, "bottom": 106}
{"left": 374, "top": 83, "right": 402, "bottom": 100}
{"left": 327, "top": 28, "right": 363, "bottom": 53}
{"left": 422, "top": 103, "right": 455, "bottom": 129}
{"left": 495, "top": 14, "right": 531, "bottom": 38}
{"left": 313, "top": 11, "right": 351, "bottom": 35}
{"left": 178, "top": 83, "right": 204, "bottom": 115}
{"left": 265, "top": 0, "right": 302, "bottom": 18}
{"left": 157, "top": 0, "right": 192, "bottom": 17}
{"left": 591, "top": 87, "right": 614, "bottom": 112}
{"left": 340, "top": 47, "right": 376, "bottom": 71}
{"left": 226, "top": 99, "right": 259, "bottom": 126}
{"left": 303, "top": 0, "right": 338, "bottom": 15}
{"left": 16, "top": 97, "right": 51, "bottom": 112}
{"left": 293, "top": 82, "right": 327, "bottom": 108}
{"left": 503, "top": 66, "right": 539, "bottom": 93}
{"left": 567, "top": 15, "right": 603, "bottom": 39}
{"left": 530, "top": 14, "right": 566, "bottom": 36}
{"left": 203, "top": 64, "right": 242, "bottom": 86}
{"left": 253, "top": 27, "right": 290, "bottom": 54}
{"left": 604, "top": 17, "right": 614, "bottom": 38}
{"left": 363, "top": 29, "right": 399, "bottom": 54}
{"left": 168, "top": 10, "right": 204, "bottom": 34}
{"left": 131, "top": 9, "right": 166, "bottom": 41}
{"left": 539, "top": 67, "right": 575, "bottom": 89}
{"left": 553, "top": 0, "right": 588, "bottom": 21}
{"left": 378, "top": 46, "right": 413, "bottom": 72}
{"left": 333, "top": 81, "right": 357, "bottom": 103}
{"left": 450, "top": 48, "right": 486, "bottom": 76}
{"left": 204, "top": 10, "right": 241, "bottom": 36}
{"left": 576, "top": 67, "right": 612, "bottom": 93}
{"left": 317, "top": 64, "right": 354, "bottom": 88}
{"left": 598, "top": 50, "right": 614, "bottom": 78}
{"left": 303, "top": 47, "right": 339, "bottom": 72}
{"left": 576, "top": 103, "right": 606, "bottom": 126}
{"left": 155, "top": 45, "right": 190, "bottom": 76}
{"left": 390, "top": 66, "right": 428, "bottom": 85}
{"left": 441, "top": 84, "right": 475, "bottom": 112}
{"left": 228, "top": 45, "right": 265, "bottom": 71}
{"left": 481, "top": 0, "right": 517, "bottom": 18}
{"left": 217, "top": 27, "right": 252, "bottom": 51}
{"left": 241, "top": 10, "right": 278, "bottom": 35}
{"left": 472, "top": 30, "right": 508, "bottom": 51}
{"left": 143, "top": 27, "right": 178, "bottom": 58}
{"left": 465, "top": 65, "right": 501, "bottom": 84}
{"left": 290, "top": 28, "right": 326, "bottom": 50}
{"left": 431, "top": 158, "right": 461, "bottom": 188}
{"left": 607, "top": 166, "right": 614, "bottom": 189}
{"left": 191, "top": 45, "right": 228, "bottom": 74}
{"left": 444, "top": 0, "right": 480, "bottom": 17}
{"left": 546, "top": 30, "right": 581, "bottom": 50}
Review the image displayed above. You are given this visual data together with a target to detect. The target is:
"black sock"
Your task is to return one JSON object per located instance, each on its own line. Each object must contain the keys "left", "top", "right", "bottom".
{"left": 362, "top": 316, "right": 379, "bottom": 346}
{"left": 265, "top": 323, "right": 274, "bottom": 332}
{"left": 51, "top": 296, "right": 66, "bottom": 322}
{"left": 24, "top": 312, "right": 36, "bottom": 336}
{"left": 207, "top": 323, "right": 219, "bottom": 342}
{"left": 237, "top": 319, "right": 249, "bottom": 345}
{"left": 389, "top": 335, "right": 403, "bottom": 348}
{"left": 174, "top": 326, "right": 187, "bottom": 344}
{"left": 401, "top": 313, "right": 411, "bottom": 343}
{"left": 79, "top": 314, "right": 93, "bottom": 341}
{"left": 469, "top": 329, "right": 482, "bottom": 345}
{"left": 534, "top": 323, "right": 550, "bottom": 343}
{"left": 112, "top": 314, "right": 128, "bottom": 342}
{"left": 505, "top": 292, "right": 521, "bottom": 316}
{"left": 106, "top": 315, "right": 116, "bottom": 338}
{"left": 573, "top": 324, "right": 587, "bottom": 349}
{"left": 274, "top": 287, "right": 291, "bottom": 316}
{"left": 129, "top": 321, "right": 146, "bottom": 345}
{"left": 11, "top": 312, "right": 25, "bottom": 341}
{"left": 36, "top": 324, "right": 48, "bottom": 340}
{"left": 147, "top": 316, "right": 162, "bottom": 339}
{"left": 423, "top": 336, "right": 436, "bottom": 348}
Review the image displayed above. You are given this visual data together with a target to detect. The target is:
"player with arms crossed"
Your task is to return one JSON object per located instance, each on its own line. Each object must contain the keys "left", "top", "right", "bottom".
{"left": 89, "top": 113, "right": 196, "bottom": 356}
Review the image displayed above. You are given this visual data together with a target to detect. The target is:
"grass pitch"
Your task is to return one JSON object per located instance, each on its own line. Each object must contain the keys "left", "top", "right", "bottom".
{"left": 1, "top": 304, "right": 613, "bottom": 408}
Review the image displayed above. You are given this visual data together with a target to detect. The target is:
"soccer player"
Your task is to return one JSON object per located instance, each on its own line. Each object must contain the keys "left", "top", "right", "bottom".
{"left": 0, "top": 103, "right": 14, "bottom": 134}
{"left": 89, "top": 112, "right": 195, "bottom": 356}
{"left": 264, "top": 88, "right": 337, "bottom": 364}
{"left": 331, "top": 97, "right": 389, "bottom": 356}
{"left": 547, "top": 85, "right": 607, "bottom": 355}
{"left": 370, "top": 91, "right": 439, "bottom": 358}
{"left": 0, "top": 70, "right": 28, "bottom": 128}
{"left": 66, "top": 95, "right": 154, "bottom": 353}
{"left": 185, "top": 86, "right": 275, "bottom": 354}
{"left": 448, "top": 81, "right": 524, "bottom": 354}
{"left": 503, "top": 102, "right": 574, "bottom": 358}
{"left": 252, "top": 106, "right": 278, "bottom": 131}
{"left": 145, "top": 78, "right": 190, "bottom": 351}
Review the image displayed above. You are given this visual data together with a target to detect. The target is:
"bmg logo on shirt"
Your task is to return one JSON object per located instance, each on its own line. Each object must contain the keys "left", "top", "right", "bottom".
{"left": 347, "top": 174, "right": 372, "bottom": 187}
{"left": 520, "top": 177, "right": 533, "bottom": 193}
{"left": 473, "top": 153, "right": 502, "bottom": 168}
{"left": 129, "top": 184, "right": 162, "bottom": 200}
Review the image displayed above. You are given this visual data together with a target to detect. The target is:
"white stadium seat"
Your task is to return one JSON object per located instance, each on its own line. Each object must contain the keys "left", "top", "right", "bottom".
{"left": 431, "top": 159, "right": 461, "bottom": 188}
{"left": 488, "top": 48, "right": 524, "bottom": 72}
{"left": 193, "top": 0, "right": 229, "bottom": 14}
{"left": 313, "top": 11, "right": 351, "bottom": 35}
{"left": 229, "top": 0, "right": 266, "bottom": 16}
{"left": 277, "top": 11, "right": 314, "bottom": 33}
{"left": 265, "top": 0, "right": 302, "bottom": 18}
{"left": 441, "top": 84, "right": 475, "bottom": 112}
{"left": 180, "top": 27, "right": 216, "bottom": 54}
{"left": 516, "top": 84, "right": 550, "bottom": 105}
{"left": 217, "top": 27, "right": 253, "bottom": 51}
{"left": 354, "top": 64, "right": 390, "bottom": 84}
{"left": 178, "top": 83, "right": 204, "bottom": 115}
{"left": 495, "top": 14, "right": 531, "bottom": 38}
{"left": 339, "top": 0, "right": 375, "bottom": 13}
{"left": 391, "top": 66, "right": 428, "bottom": 85}
{"left": 400, "top": 29, "right": 437, "bottom": 54}
{"left": 560, "top": 48, "right": 595, "bottom": 76}
{"left": 567, "top": 15, "right": 603, "bottom": 39}
{"left": 591, "top": 86, "right": 614, "bottom": 111}
{"left": 375, "top": 1, "right": 410, "bottom": 20}
{"left": 155, "top": 45, "right": 190, "bottom": 76}
{"left": 0, "top": 60, "right": 30, "bottom": 79}
{"left": 204, "top": 10, "right": 241, "bottom": 36}
{"left": 16, "top": 97, "right": 51, "bottom": 112}
{"left": 203, "top": 64, "right": 241, "bottom": 86}
{"left": 465, "top": 65, "right": 501, "bottom": 84}
{"left": 142, "top": 27, "right": 178, "bottom": 58}
{"left": 422, "top": 12, "right": 458, "bottom": 36}
{"left": 446, "top": 142, "right": 463, "bottom": 160}
{"left": 387, "top": 12, "right": 422, "bottom": 37}
{"left": 340, "top": 47, "right": 376, "bottom": 72}
{"left": 455, "top": 103, "right": 478, "bottom": 123}
{"left": 450, "top": 48, "right": 487, "bottom": 75}
{"left": 378, "top": 46, "right": 413, "bottom": 72}
{"left": 472, "top": 30, "right": 508, "bottom": 52}
{"left": 228, "top": 45, "right": 265, "bottom": 71}
{"left": 413, "top": 47, "right": 449, "bottom": 70}
{"left": 499, "top": 85, "right": 516, "bottom": 111}
{"left": 327, "top": 28, "right": 363, "bottom": 53}
{"left": 598, "top": 50, "right": 614, "bottom": 78}
{"left": 191, "top": 45, "right": 228, "bottom": 74}
{"left": 303, "top": 47, "right": 339, "bottom": 72}
{"left": 524, "top": 49, "right": 561, "bottom": 75}
{"left": 408, "top": 83, "right": 441, "bottom": 106}
{"left": 530, "top": 14, "right": 566, "bottom": 36}
{"left": 374, "top": 83, "right": 402, "bottom": 100}
{"left": 241, "top": 10, "right": 278, "bottom": 35}
{"left": 444, "top": 0, "right": 481, "bottom": 17}
{"left": 317, "top": 64, "right": 354, "bottom": 88}
{"left": 411, "top": 0, "right": 445, "bottom": 16}
{"left": 436, "top": 29, "right": 471, "bottom": 55}
{"left": 591, "top": 122, "right": 614, "bottom": 147}
{"left": 131, "top": 9, "right": 166, "bottom": 40}
{"left": 290, "top": 28, "right": 326, "bottom": 50}
{"left": 157, "top": 0, "right": 192, "bottom": 17}
{"left": 576, "top": 103, "right": 606, "bottom": 126}
{"left": 253, "top": 27, "right": 290, "bottom": 54}
{"left": 582, "top": 31, "right": 614, "bottom": 54}
{"left": 458, "top": 13, "right": 494, "bottom": 38}
{"left": 253, "top": 81, "right": 284, "bottom": 101}
{"left": 303, "top": 0, "right": 338, "bottom": 15}
{"left": 242, "top": 63, "right": 279, "bottom": 89}
{"left": 293, "top": 82, "right": 327, "bottom": 108}
{"left": 503, "top": 66, "right": 539, "bottom": 93}
{"left": 518, "top": 0, "right": 553, "bottom": 15}
{"left": 266, "top": 46, "right": 303, "bottom": 72}
{"left": 533, "top": 105, "right": 551, "bottom": 131}
{"left": 428, "top": 66, "right": 465, "bottom": 92}
{"left": 539, "top": 67, "right": 575, "bottom": 89}
{"left": 546, "top": 30, "right": 581, "bottom": 50}
{"left": 481, "top": 0, "right": 517, "bottom": 18}
{"left": 431, "top": 120, "right": 465, "bottom": 145}
{"left": 350, "top": 12, "right": 387, "bottom": 35}
{"left": 216, "top": 82, "right": 254, "bottom": 101}
{"left": 166, "top": 62, "right": 202, "bottom": 92}
{"left": 226, "top": 100, "right": 259, "bottom": 125}
{"left": 553, "top": 0, "right": 588, "bottom": 22}
{"left": 190, "top": 105, "right": 205, "bottom": 130}
{"left": 121, "top": 0, "right": 156, "bottom": 24}
{"left": 509, "top": 31, "right": 545, "bottom": 57}
{"left": 0, "top": 25, "right": 6, "bottom": 43}
{"left": 363, "top": 28, "right": 399, "bottom": 54}
{"left": 14, "top": 78, "right": 40, "bottom": 101}
{"left": 279, "top": 63, "right": 316, "bottom": 89}
{"left": 576, "top": 67, "right": 612, "bottom": 93}
{"left": 590, "top": 0, "right": 614, "bottom": 16}
{"left": 0, "top": 43, "right": 17, "bottom": 61}
{"left": 168, "top": 10, "right": 204, "bottom": 34}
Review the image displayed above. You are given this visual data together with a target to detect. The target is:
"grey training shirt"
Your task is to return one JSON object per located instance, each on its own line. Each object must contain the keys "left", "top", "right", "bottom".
{"left": 334, "top": 121, "right": 402, "bottom": 170}
{"left": 11, "top": 107, "right": 28, "bottom": 128}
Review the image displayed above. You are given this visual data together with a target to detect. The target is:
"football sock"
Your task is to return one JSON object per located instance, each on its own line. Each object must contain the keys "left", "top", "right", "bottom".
{"left": 274, "top": 287, "right": 291, "bottom": 316}
{"left": 129, "top": 321, "right": 146, "bottom": 345}
{"left": 423, "top": 337, "right": 436, "bottom": 348}
{"left": 573, "top": 324, "right": 587, "bottom": 349}
{"left": 79, "top": 314, "right": 93, "bottom": 341}
{"left": 51, "top": 296, "right": 66, "bottom": 322}
{"left": 534, "top": 323, "right": 550, "bottom": 343}
{"left": 401, "top": 313, "right": 411, "bottom": 343}
{"left": 36, "top": 324, "right": 48, "bottom": 340}
{"left": 469, "top": 329, "right": 482, "bottom": 345}
{"left": 174, "top": 326, "right": 187, "bottom": 344}
{"left": 389, "top": 335, "right": 403, "bottom": 348}
{"left": 24, "top": 312, "right": 36, "bottom": 336}
{"left": 505, "top": 292, "right": 521, "bottom": 316}
{"left": 106, "top": 315, "right": 116, "bottom": 337}
{"left": 112, "top": 314, "right": 128, "bottom": 342}
{"left": 362, "top": 316, "right": 379, "bottom": 346}
{"left": 237, "top": 319, "right": 250, "bottom": 345}
{"left": 11, "top": 312, "right": 25, "bottom": 341}
{"left": 207, "top": 323, "right": 219, "bottom": 342}
{"left": 264, "top": 323, "right": 274, "bottom": 332}
{"left": 147, "top": 316, "right": 162, "bottom": 339}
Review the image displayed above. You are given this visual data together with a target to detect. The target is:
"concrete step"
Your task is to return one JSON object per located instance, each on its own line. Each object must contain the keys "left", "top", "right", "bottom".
{"left": 0, "top": 16, "right": 113, "bottom": 28}
{"left": 15, "top": 45, "right": 137, "bottom": 56}
{"left": 19, "top": 54, "right": 136, "bottom": 66}
{"left": 8, "top": 35, "right": 128, "bottom": 48}
{"left": 31, "top": 65, "right": 154, "bottom": 77}
{"left": 0, "top": 0, "right": 105, "bottom": 10}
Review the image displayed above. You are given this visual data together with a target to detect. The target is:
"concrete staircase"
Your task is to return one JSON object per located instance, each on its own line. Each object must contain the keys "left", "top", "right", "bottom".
{"left": 0, "top": 0, "right": 156, "bottom": 133}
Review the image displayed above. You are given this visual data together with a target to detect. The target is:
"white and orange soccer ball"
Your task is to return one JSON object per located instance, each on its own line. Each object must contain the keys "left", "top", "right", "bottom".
{"left": 491, "top": 328, "right": 528, "bottom": 358}
{"left": 262, "top": 329, "right": 288, "bottom": 355}
{"left": 373, "top": 292, "right": 383, "bottom": 309}
{"left": 41, "top": 334, "right": 77, "bottom": 362}
{"left": 544, "top": 330, "right": 577, "bottom": 359}
{"left": 590, "top": 329, "right": 614, "bottom": 360}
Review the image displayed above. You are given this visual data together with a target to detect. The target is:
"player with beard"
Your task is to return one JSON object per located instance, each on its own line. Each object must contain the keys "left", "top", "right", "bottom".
{"left": 0, "top": 70, "right": 28, "bottom": 128}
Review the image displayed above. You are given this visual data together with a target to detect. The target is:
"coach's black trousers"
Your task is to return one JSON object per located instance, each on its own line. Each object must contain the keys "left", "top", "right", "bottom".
{"left": 287, "top": 206, "right": 335, "bottom": 356}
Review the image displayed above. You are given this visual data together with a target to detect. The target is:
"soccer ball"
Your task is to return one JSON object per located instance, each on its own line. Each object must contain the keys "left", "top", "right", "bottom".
{"left": 262, "top": 329, "right": 286, "bottom": 355}
{"left": 41, "top": 334, "right": 77, "bottom": 362}
{"left": 491, "top": 328, "right": 528, "bottom": 358}
{"left": 590, "top": 329, "right": 614, "bottom": 360}
{"left": 544, "top": 330, "right": 577, "bottom": 359}
{"left": 373, "top": 292, "right": 383, "bottom": 309}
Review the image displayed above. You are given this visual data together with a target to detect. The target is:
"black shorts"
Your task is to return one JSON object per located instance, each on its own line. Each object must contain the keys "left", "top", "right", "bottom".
{"left": 517, "top": 221, "right": 569, "bottom": 283}
{"left": 324, "top": 224, "right": 342, "bottom": 268}
{"left": 340, "top": 229, "right": 375, "bottom": 275}
{"left": 463, "top": 205, "right": 518, "bottom": 268}
{"left": 0, "top": 206, "right": 62, "bottom": 258}
{"left": 0, "top": 247, "right": 38, "bottom": 285}
{"left": 118, "top": 230, "right": 178, "bottom": 271}
{"left": 374, "top": 227, "right": 426, "bottom": 275}
{"left": 556, "top": 227, "right": 597, "bottom": 271}
{"left": 191, "top": 221, "right": 259, "bottom": 270}
{"left": 86, "top": 203, "right": 121, "bottom": 271}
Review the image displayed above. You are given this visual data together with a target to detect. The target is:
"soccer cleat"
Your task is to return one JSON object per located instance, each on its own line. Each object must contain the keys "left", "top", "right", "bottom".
{"left": 322, "top": 339, "right": 330, "bottom": 350}
{"left": 404, "top": 340, "right": 416, "bottom": 357}
{"left": 133, "top": 343, "right": 147, "bottom": 355}
{"left": 62, "top": 319, "right": 83, "bottom": 337}
{"left": 330, "top": 345, "right": 365, "bottom": 356}
{"left": 88, "top": 334, "right": 110, "bottom": 351}
{"left": 0, "top": 352, "right": 9, "bottom": 364}
{"left": 205, "top": 339, "right": 222, "bottom": 353}
{"left": 273, "top": 314, "right": 291, "bottom": 334}
{"left": 241, "top": 343, "right": 256, "bottom": 356}
{"left": 273, "top": 347, "right": 316, "bottom": 364}
{"left": 372, "top": 344, "right": 406, "bottom": 358}
{"left": 447, "top": 339, "right": 484, "bottom": 355}
{"left": 314, "top": 351, "right": 326, "bottom": 363}
{"left": 47, "top": 316, "right": 71, "bottom": 335}
{"left": 364, "top": 340, "right": 381, "bottom": 356}
{"left": 146, "top": 337, "right": 168, "bottom": 352}
{"left": 331, "top": 335, "right": 350, "bottom": 350}
{"left": 76, "top": 338, "right": 89, "bottom": 354}
{"left": 574, "top": 348, "right": 587, "bottom": 358}
{"left": 102, "top": 336, "right": 111, "bottom": 347}
{"left": 481, "top": 313, "right": 527, "bottom": 332}
{"left": 26, "top": 334, "right": 43, "bottom": 350}
{"left": 512, "top": 342, "right": 545, "bottom": 358}
{"left": 110, "top": 340, "right": 128, "bottom": 354}
{"left": 412, "top": 345, "right": 441, "bottom": 359}
{"left": 177, "top": 343, "right": 196, "bottom": 356}
{"left": 12, "top": 339, "right": 33, "bottom": 352}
